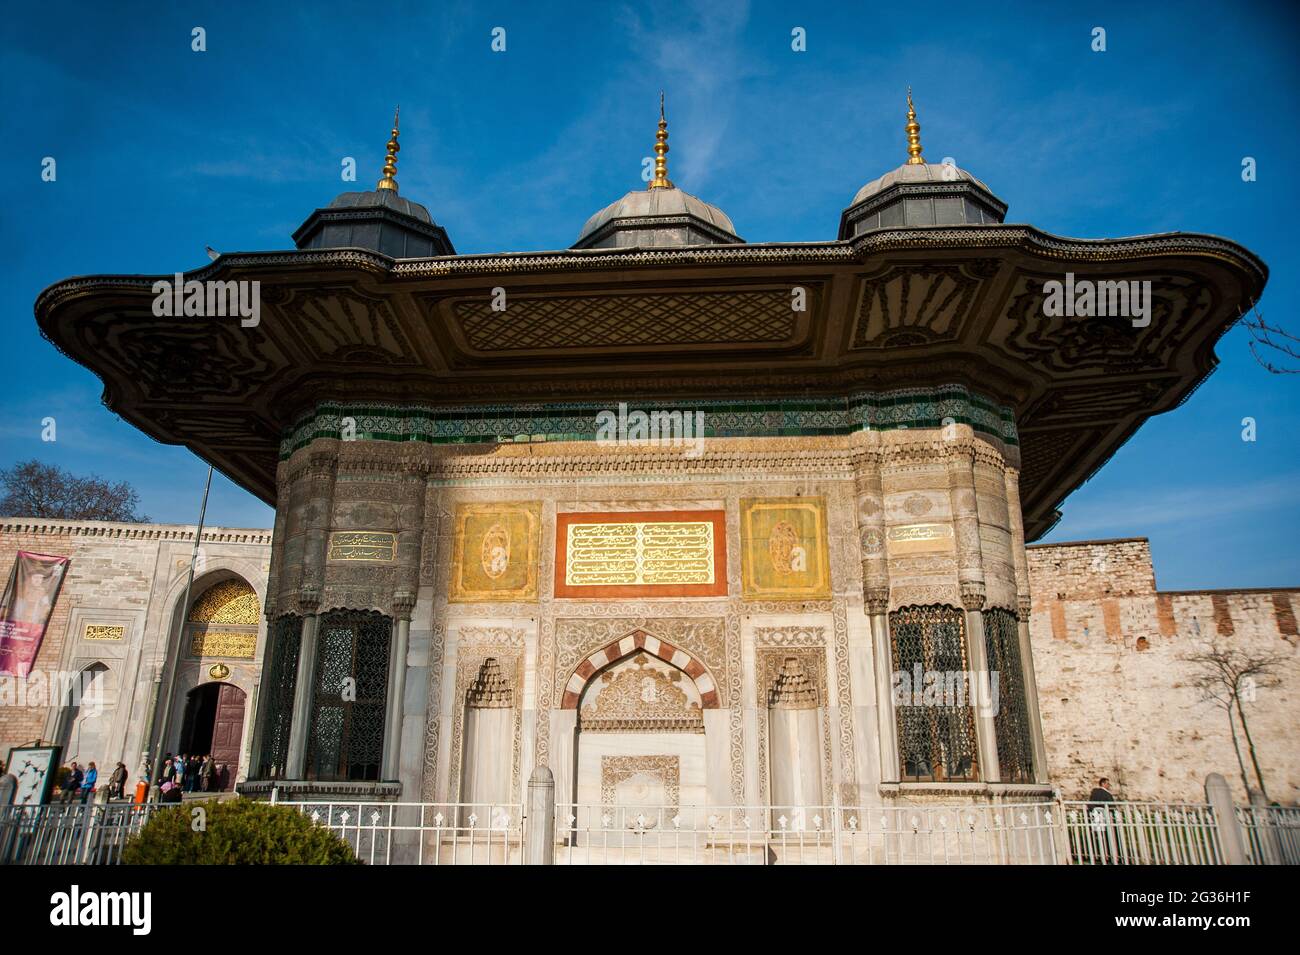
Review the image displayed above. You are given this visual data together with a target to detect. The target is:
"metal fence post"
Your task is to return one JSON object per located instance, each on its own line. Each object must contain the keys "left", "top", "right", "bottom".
{"left": 1205, "top": 773, "right": 1247, "bottom": 865}
{"left": 1248, "top": 789, "right": 1280, "bottom": 865}
{"left": 524, "top": 766, "right": 555, "bottom": 865}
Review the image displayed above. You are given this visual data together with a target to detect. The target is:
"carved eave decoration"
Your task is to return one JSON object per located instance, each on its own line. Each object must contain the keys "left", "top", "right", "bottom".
{"left": 34, "top": 225, "right": 1266, "bottom": 540}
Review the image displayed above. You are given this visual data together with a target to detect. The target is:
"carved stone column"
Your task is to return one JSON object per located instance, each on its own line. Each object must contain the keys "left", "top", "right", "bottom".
{"left": 461, "top": 658, "right": 515, "bottom": 826}
{"left": 866, "top": 588, "right": 898, "bottom": 784}
{"left": 768, "top": 658, "right": 823, "bottom": 822}
{"left": 286, "top": 589, "right": 320, "bottom": 777}
{"left": 285, "top": 450, "right": 336, "bottom": 780}
{"left": 960, "top": 583, "right": 1000, "bottom": 783}
{"left": 1004, "top": 467, "right": 1051, "bottom": 783}
{"left": 286, "top": 585, "right": 320, "bottom": 779}
{"left": 948, "top": 452, "right": 999, "bottom": 782}
{"left": 855, "top": 457, "right": 897, "bottom": 784}
{"left": 382, "top": 591, "right": 415, "bottom": 781}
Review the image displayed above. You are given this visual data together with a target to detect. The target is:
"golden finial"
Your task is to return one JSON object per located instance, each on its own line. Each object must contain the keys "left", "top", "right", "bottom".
{"left": 648, "top": 91, "right": 674, "bottom": 189}
{"left": 905, "top": 87, "right": 924, "bottom": 165}
{"left": 376, "top": 107, "right": 400, "bottom": 192}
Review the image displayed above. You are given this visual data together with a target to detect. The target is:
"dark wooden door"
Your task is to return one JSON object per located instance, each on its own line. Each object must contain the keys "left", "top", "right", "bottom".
{"left": 209, "top": 684, "right": 246, "bottom": 791}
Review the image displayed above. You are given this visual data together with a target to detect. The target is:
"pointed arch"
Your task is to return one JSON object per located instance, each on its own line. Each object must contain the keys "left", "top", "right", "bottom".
{"left": 560, "top": 628, "right": 718, "bottom": 709}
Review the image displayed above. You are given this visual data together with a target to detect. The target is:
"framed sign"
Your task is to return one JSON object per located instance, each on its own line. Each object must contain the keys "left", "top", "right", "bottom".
{"left": 5, "top": 745, "right": 62, "bottom": 806}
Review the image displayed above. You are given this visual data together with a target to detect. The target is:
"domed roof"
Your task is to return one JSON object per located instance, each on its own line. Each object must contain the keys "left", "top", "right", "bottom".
{"left": 849, "top": 161, "right": 994, "bottom": 207}
{"left": 325, "top": 188, "right": 433, "bottom": 224}
{"left": 572, "top": 96, "right": 742, "bottom": 250}
{"left": 838, "top": 90, "right": 1007, "bottom": 239}
{"left": 292, "top": 110, "right": 455, "bottom": 258}
{"left": 574, "top": 186, "right": 741, "bottom": 249}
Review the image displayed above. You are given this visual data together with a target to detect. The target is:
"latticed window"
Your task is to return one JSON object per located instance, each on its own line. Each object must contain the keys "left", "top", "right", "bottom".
{"left": 255, "top": 614, "right": 301, "bottom": 779}
{"left": 306, "top": 610, "right": 391, "bottom": 782}
{"left": 889, "top": 605, "right": 979, "bottom": 782}
{"left": 984, "top": 608, "right": 1035, "bottom": 783}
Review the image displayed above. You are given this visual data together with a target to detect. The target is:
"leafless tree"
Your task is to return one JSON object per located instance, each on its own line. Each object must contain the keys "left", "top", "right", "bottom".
{"left": 1241, "top": 302, "right": 1300, "bottom": 375}
{"left": 0, "top": 459, "right": 149, "bottom": 522}
{"left": 1183, "top": 641, "right": 1286, "bottom": 799}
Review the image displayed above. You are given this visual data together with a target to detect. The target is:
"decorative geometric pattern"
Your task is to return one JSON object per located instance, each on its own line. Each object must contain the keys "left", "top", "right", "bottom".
{"left": 983, "top": 608, "right": 1035, "bottom": 784}
{"left": 306, "top": 610, "right": 391, "bottom": 783}
{"left": 280, "top": 384, "right": 1019, "bottom": 457}
{"left": 889, "top": 604, "right": 979, "bottom": 783}
{"left": 254, "top": 615, "right": 301, "bottom": 779}
{"left": 453, "top": 290, "right": 796, "bottom": 352}
{"left": 188, "top": 579, "right": 261, "bottom": 624}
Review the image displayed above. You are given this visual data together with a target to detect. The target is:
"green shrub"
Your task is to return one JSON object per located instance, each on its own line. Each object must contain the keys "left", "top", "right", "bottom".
{"left": 122, "top": 799, "right": 360, "bottom": 865}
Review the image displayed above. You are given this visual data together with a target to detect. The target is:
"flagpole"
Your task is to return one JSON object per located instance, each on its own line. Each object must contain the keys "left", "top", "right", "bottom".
{"left": 148, "top": 465, "right": 213, "bottom": 792}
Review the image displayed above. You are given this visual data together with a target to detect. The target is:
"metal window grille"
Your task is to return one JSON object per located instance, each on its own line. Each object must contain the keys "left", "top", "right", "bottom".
{"left": 254, "top": 614, "right": 302, "bottom": 779}
{"left": 306, "top": 610, "right": 391, "bottom": 782}
{"left": 983, "top": 608, "right": 1035, "bottom": 783}
{"left": 889, "top": 604, "right": 979, "bottom": 782}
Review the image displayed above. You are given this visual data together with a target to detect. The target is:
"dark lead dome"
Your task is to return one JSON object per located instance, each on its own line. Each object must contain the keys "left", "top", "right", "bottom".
{"left": 292, "top": 110, "right": 455, "bottom": 257}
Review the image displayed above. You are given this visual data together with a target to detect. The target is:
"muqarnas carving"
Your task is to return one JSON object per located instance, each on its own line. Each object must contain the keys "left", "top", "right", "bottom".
{"left": 740, "top": 497, "right": 832, "bottom": 599}
{"left": 449, "top": 502, "right": 542, "bottom": 601}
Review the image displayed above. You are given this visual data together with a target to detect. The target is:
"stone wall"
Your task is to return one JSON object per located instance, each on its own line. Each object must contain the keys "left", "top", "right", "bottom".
{"left": 0, "top": 519, "right": 272, "bottom": 783}
{"left": 1026, "top": 537, "right": 1299, "bottom": 803}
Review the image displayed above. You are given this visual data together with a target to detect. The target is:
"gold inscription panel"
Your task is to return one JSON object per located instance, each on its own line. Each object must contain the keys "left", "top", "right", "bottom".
{"left": 566, "top": 521, "right": 714, "bottom": 587}
{"left": 886, "top": 523, "right": 956, "bottom": 555}
{"left": 328, "top": 531, "right": 396, "bottom": 562}
{"left": 190, "top": 630, "right": 257, "bottom": 659}
{"left": 84, "top": 625, "right": 124, "bottom": 641}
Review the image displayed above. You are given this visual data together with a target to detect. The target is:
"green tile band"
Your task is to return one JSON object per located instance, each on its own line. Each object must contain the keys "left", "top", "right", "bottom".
{"left": 280, "top": 385, "right": 1018, "bottom": 458}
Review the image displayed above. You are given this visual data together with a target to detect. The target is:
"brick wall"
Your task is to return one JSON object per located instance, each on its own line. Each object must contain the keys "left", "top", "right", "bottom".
{"left": 1027, "top": 537, "right": 1300, "bottom": 803}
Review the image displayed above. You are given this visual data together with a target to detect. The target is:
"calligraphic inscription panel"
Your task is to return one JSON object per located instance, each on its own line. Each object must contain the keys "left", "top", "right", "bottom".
{"left": 327, "top": 531, "right": 396, "bottom": 562}
{"left": 554, "top": 510, "right": 727, "bottom": 598}
{"left": 886, "top": 523, "right": 955, "bottom": 555}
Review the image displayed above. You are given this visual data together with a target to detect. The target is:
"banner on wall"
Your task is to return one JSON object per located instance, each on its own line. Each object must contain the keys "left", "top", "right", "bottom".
{"left": 0, "top": 551, "right": 71, "bottom": 678}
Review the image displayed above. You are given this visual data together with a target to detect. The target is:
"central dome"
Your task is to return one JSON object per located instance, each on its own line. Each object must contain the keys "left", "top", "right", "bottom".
{"left": 573, "top": 97, "right": 742, "bottom": 250}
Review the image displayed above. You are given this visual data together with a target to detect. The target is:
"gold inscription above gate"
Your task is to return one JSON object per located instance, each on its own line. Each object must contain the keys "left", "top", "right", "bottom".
{"left": 190, "top": 630, "right": 257, "bottom": 659}
{"left": 328, "top": 531, "right": 396, "bottom": 562}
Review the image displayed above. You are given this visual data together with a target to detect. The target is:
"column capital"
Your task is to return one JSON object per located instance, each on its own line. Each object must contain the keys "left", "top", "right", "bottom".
{"left": 864, "top": 587, "right": 891, "bottom": 616}
{"left": 297, "top": 584, "right": 321, "bottom": 615}
{"left": 1017, "top": 592, "right": 1033, "bottom": 619}
{"left": 392, "top": 590, "right": 417, "bottom": 620}
{"left": 960, "top": 580, "right": 986, "bottom": 612}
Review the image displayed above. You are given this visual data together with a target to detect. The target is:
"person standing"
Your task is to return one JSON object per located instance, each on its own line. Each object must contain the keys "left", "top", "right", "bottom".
{"left": 174, "top": 754, "right": 186, "bottom": 792}
{"left": 199, "top": 755, "right": 215, "bottom": 793}
{"left": 80, "top": 762, "right": 97, "bottom": 803}
{"left": 108, "top": 762, "right": 128, "bottom": 799}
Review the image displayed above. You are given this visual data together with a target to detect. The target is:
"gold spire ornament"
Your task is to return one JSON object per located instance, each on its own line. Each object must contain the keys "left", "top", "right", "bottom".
{"left": 376, "top": 107, "right": 401, "bottom": 192}
{"left": 905, "top": 87, "right": 924, "bottom": 165}
{"left": 648, "top": 91, "right": 674, "bottom": 189}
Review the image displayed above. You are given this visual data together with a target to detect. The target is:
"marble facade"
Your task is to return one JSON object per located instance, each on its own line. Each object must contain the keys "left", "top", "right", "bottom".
{"left": 247, "top": 417, "right": 1053, "bottom": 811}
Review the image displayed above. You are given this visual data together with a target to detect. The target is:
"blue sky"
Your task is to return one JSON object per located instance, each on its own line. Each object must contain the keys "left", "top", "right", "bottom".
{"left": 1, "top": 1, "right": 1297, "bottom": 589}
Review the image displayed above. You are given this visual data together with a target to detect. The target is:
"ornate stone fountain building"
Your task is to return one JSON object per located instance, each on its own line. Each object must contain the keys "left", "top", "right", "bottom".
{"left": 33, "top": 98, "right": 1267, "bottom": 813}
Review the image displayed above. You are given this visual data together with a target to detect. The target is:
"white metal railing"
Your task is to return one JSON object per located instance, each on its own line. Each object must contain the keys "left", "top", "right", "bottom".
{"left": 280, "top": 801, "right": 525, "bottom": 865}
{"left": 555, "top": 803, "right": 1060, "bottom": 865}
{"left": 0, "top": 802, "right": 162, "bottom": 865}
{"left": 1238, "top": 804, "right": 1300, "bottom": 865}
{"left": 1061, "top": 801, "right": 1222, "bottom": 865}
